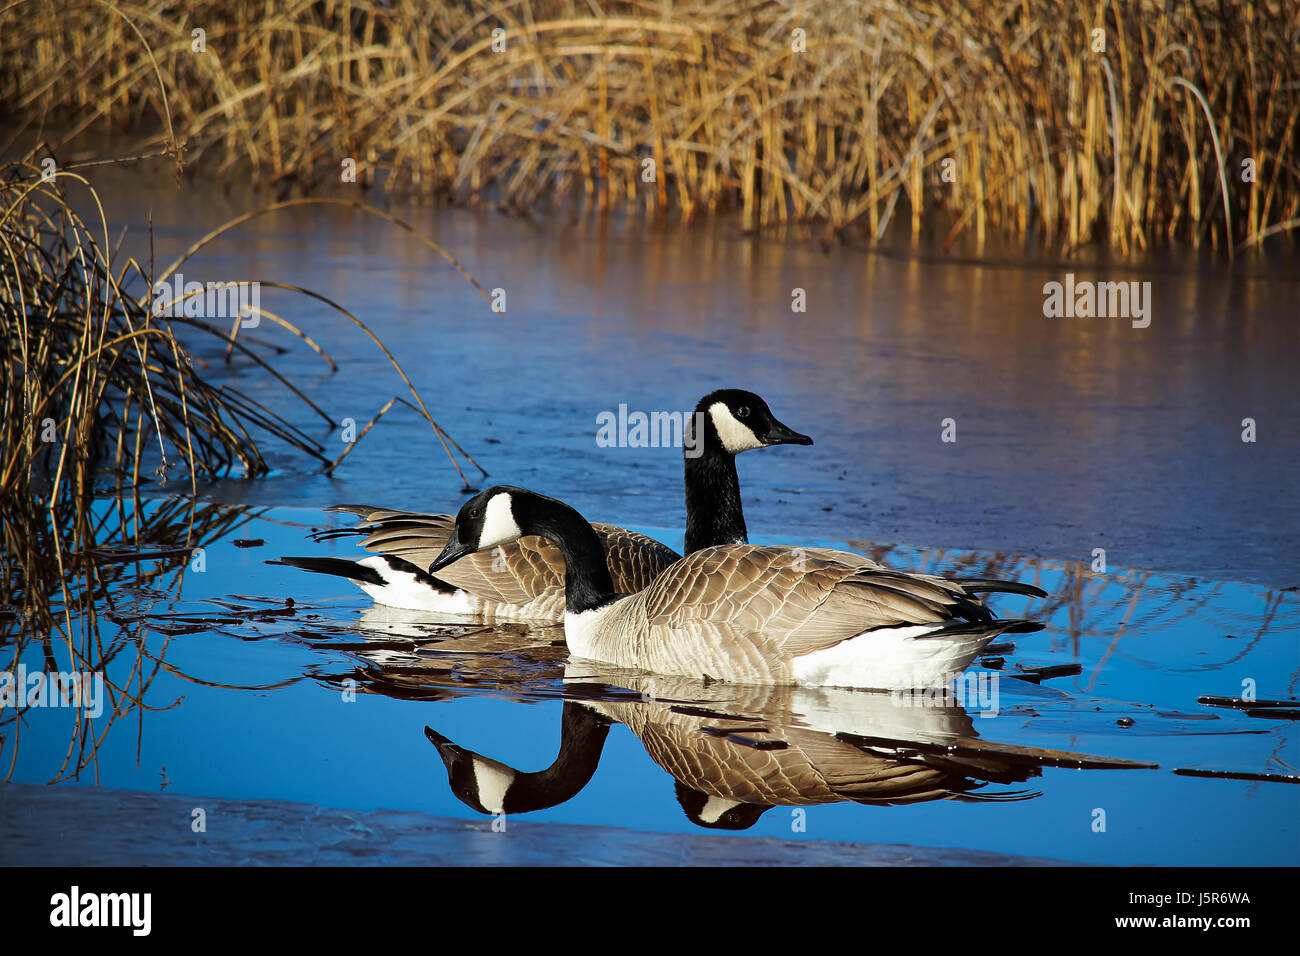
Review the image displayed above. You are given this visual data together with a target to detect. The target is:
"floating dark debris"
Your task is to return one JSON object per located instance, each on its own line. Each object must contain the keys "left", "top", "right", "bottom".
{"left": 1245, "top": 709, "right": 1300, "bottom": 720}
{"left": 715, "top": 734, "right": 788, "bottom": 751}
{"left": 106, "top": 613, "right": 242, "bottom": 627}
{"left": 978, "top": 656, "right": 1006, "bottom": 669}
{"left": 233, "top": 538, "right": 266, "bottom": 548}
{"left": 1198, "top": 695, "right": 1299, "bottom": 710}
{"left": 84, "top": 547, "right": 194, "bottom": 565}
{"left": 1117, "top": 717, "right": 1135, "bottom": 728}
{"left": 144, "top": 622, "right": 212, "bottom": 636}
{"left": 224, "top": 595, "right": 305, "bottom": 607}
{"left": 983, "top": 642, "right": 1016, "bottom": 655}
{"left": 304, "top": 637, "right": 426, "bottom": 653}
{"left": 835, "top": 731, "right": 1158, "bottom": 771}
{"left": 557, "top": 682, "right": 647, "bottom": 704}
{"left": 1008, "top": 662, "right": 1083, "bottom": 683}
{"left": 669, "top": 705, "right": 765, "bottom": 722}
{"left": 1173, "top": 768, "right": 1300, "bottom": 784}
{"left": 701, "top": 725, "right": 773, "bottom": 737}
{"left": 699, "top": 725, "right": 788, "bottom": 750}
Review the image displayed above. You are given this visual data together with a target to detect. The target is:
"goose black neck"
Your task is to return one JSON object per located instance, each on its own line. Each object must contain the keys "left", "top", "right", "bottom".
{"left": 683, "top": 445, "right": 747, "bottom": 554}
{"left": 501, "top": 703, "right": 610, "bottom": 812}
{"left": 515, "top": 492, "right": 617, "bottom": 614}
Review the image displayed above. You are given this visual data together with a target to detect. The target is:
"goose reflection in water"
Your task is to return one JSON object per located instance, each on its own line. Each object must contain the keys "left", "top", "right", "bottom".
{"left": 423, "top": 667, "right": 1156, "bottom": 831}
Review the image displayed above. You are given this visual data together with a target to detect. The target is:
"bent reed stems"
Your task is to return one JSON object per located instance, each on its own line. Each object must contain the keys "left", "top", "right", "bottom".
{"left": 1, "top": 148, "right": 488, "bottom": 779}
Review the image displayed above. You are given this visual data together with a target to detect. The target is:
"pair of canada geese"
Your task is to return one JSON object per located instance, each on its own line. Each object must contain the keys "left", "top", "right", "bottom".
{"left": 282, "top": 389, "right": 1046, "bottom": 689}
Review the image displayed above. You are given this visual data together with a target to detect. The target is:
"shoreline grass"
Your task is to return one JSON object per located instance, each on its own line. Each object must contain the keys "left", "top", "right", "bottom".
{"left": 1, "top": 149, "right": 486, "bottom": 501}
{"left": 2, "top": 0, "right": 1296, "bottom": 254}
{"left": 0, "top": 146, "right": 488, "bottom": 732}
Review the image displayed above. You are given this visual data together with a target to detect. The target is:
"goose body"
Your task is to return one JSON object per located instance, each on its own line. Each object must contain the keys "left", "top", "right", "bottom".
{"left": 578, "top": 674, "right": 1014, "bottom": 819}
{"left": 277, "top": 389, "right": 812, "bottom": 620}
{"left": 425, "top": 668, "right": 1148, "bottom": 829}
{"left": 292, "top": 516, "right": 679, "bottom": 621}
{"left": 564, "top": 545, "right": 1038, "bottom": 687}
{"left": 426, "top": 688, "right": 1003, "bottom": 825}
{"left": 430, "top": 486, "right": 1045, "bottom": 690}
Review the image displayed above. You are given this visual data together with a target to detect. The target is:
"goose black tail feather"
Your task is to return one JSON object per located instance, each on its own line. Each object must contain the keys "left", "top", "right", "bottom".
{"left": 272, "top": 554, "right": 458, "bottom": 593}
{"left": 307, "top": 526, "right": 371, "bottom": 544}
{"left": 272, "top": 556, "right": 385, "bottom": 585}
{"left": 952, "top": 578, "right": 1048, "bottom": 599}
{"left": 912, "top": 618, "right": 1045, "bottom": 639}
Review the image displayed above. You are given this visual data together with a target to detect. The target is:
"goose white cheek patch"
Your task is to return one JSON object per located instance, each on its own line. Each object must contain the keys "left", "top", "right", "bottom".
{"left": 708, "top": 402, "right": 763, "bottom": 454}
{"left": 480, "top": 494, "right": 522, "bottom": 548}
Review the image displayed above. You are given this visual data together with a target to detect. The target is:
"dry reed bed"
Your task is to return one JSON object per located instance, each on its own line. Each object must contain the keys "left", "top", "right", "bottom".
{"left": 3, "top": 0, "right": 1296, "bottom": 253}
{"left": 1, "top": 147, "right": 483, "bottom": 506}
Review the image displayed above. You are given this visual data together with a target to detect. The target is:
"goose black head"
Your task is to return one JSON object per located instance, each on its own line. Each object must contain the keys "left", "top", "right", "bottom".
{"left": 425, "top": 726, "right": 518, "bottom": 815}
{"left": 692, "top": 389, "right": 813, "bottom": 456}
{"left": 674, "top": 781, "right": 773, "bottom": 830}
{"left": 428, "top": 485, "right": 526, "bottom": 572}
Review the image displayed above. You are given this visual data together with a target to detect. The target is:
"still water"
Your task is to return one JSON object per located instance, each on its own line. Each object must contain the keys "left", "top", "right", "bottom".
{"left": 80, "top": 164, "right": 1300, "bottom": 585}
{"left": 2, "top": 163, "right": 1297, "bottom": 864}
{"left": 2, "top": 500, "right": 1295, "bottom": 865}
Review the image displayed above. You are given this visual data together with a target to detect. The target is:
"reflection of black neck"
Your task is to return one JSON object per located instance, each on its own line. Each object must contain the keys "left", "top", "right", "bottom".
{"left": 501, "top": 702, "right": 610, "bottom": 812}
{"left": 515, "top": 493, "right": 617, "bottom": 613}
{"left": 683, "top": 443, "right": 747, "bottom": 555}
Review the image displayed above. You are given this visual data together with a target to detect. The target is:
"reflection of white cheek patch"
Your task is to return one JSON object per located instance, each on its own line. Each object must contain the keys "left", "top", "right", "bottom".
{"left": 472, "top": 759, "right": 515, "bottom": 814}
{"left": 480, "top": 495, "right": 522, "bottom": 547}
{"left": 708, "top": 403, "right": 762, "bottom": 453}
{"left": 698, "top": 796, "right": 742, "bottom": 824}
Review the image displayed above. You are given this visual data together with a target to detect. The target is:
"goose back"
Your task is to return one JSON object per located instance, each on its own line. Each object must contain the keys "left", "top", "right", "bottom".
{"left": 567, "top": 545, "right": 1003, "bottom": 685}
{"left": 332, "top": 505, "right": 679, "bottom": 617}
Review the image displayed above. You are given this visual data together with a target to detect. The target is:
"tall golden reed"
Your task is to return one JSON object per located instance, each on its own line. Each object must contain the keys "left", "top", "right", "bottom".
{"left": 3, "top": 0, "right": 1295, "bottom": 253}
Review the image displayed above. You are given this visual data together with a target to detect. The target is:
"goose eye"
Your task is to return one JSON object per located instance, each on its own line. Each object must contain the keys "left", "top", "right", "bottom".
{"left": 469, "top": 507, "right": 482, "bottom": 520}
{"left": 736, "top": 405, "right": 751, "bottom": 418}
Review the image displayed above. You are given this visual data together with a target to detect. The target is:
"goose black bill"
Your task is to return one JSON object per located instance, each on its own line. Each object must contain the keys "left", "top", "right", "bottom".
{"left": 429, "top": 536, "right": 474, "bottom": 573}
{"left": 759, "top": 420, "right": 813, "bottom": 446}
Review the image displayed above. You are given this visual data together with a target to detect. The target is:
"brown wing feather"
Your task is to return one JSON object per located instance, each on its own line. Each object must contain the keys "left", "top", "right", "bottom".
{"left": 636, "top": 545, "right": 989, "bottom": 665}
{"left": 589, "top": 677, "right": 987, "bottom": 806}
{"left": 327, "top": 506, "right": 679, "bottom": 608}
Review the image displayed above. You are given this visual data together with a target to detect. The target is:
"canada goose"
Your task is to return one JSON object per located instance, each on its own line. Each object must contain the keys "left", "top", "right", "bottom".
{"left": 429, "top": 486, "right": 1047, "bottom": 689}
{"left": 424, "top": 692, "right": 1025, "bottom": 827}
{"left": 276, "top": 389, "right": 814, "bottom": 620}
{"left": 424, "top": 669, "right": 1154, "bottom": 828}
